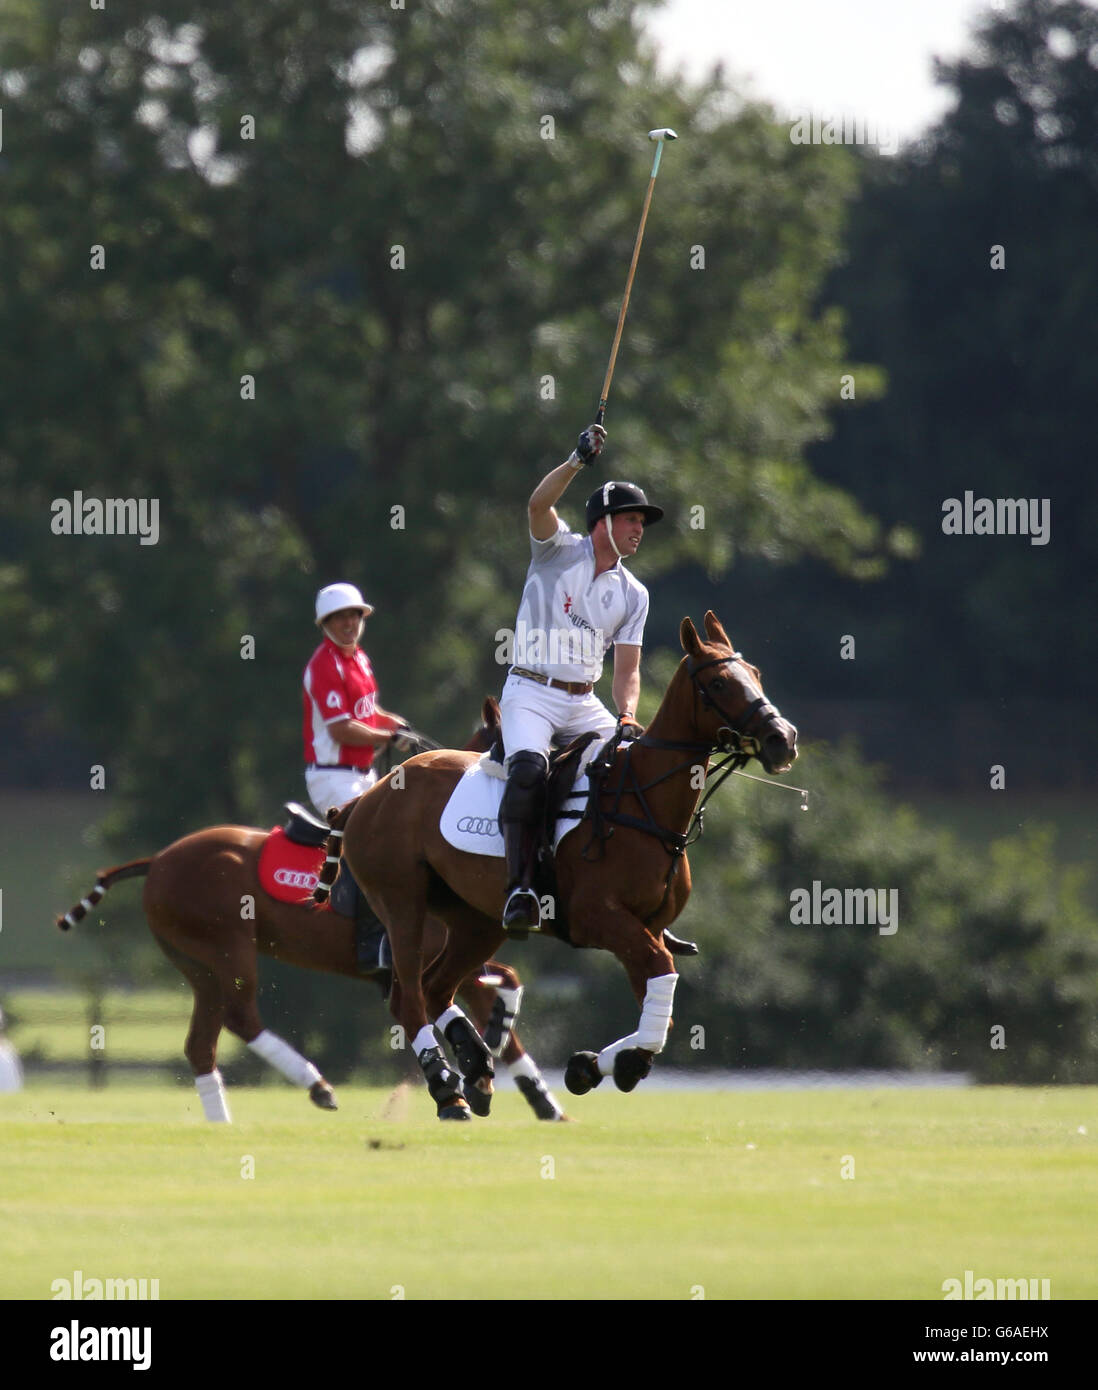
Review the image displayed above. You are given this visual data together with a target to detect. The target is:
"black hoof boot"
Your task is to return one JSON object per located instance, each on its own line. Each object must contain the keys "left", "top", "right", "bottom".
{"left": 463, "top": 1077, "right": 493, "bottom": 1118}
{"left": 516, "top": 1074, "right": 568, "bottom": 1121}
{"left": 564, "top": 1051, "right": 603, "bottom": 1096}
{"left": 419, "top": 1045, "right": 466, "bottom": 1119}
{"left": 613, "top": 1047, "right": 653, "bottom": 1093}
{"left": 443, "top": 1015, "right": 494, "bottom": 1117}
{"left": 309, "top": 1080, "right": 338, "bottom": 1111}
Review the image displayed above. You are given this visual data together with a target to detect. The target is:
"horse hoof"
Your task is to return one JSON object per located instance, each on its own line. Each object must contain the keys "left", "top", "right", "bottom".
{"left": 535, "top": 1100, "right": 570, "bottom": 1121}
{"left": 438, "top": 1102, "right": 472, "bottom": 1121}
{"left": 420, "top": 1045, "right": 465, "bottom": 1110}
{"left": 612, "top": 1047, "right": 653, "bottom": 1093}
{"left": 564, "top": 1051, "right": 603, "bottom": 1096}
{"left": 465, "top": 1078, "right": 493, "bottom": 1118}
{"left": 309, "top": 1081, "right": 338, "bottom": 1111}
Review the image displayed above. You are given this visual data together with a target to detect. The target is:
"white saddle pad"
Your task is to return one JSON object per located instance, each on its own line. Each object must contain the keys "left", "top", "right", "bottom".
{"left": 439, "top": 752, "right": 591, "bottom": 858}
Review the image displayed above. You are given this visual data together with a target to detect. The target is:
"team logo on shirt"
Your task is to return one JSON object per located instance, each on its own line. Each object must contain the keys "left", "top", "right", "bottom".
{"left": 567, "top": 608, "right": 598, "bottom": 638}
{"left": 354, "top": 694, "right": 376, "bottom": 720}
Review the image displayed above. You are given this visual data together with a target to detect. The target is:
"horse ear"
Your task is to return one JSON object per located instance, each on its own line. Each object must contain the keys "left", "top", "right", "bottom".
{"left": 482, "top": 696, "right": 501, "bottom": 728}
{"left": 680, "top": 617, "right": 701, "bottom": 653}
{"left": 704, "top": 611, "right": 731, "bottom": 647}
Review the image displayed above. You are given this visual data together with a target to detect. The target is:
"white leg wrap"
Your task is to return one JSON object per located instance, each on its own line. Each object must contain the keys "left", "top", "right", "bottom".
{"left": 195, "top": 1069, "right": 232, "bottom": 1123}
{"left": 495, "top": 985, "right": 522, "bottom": 1029}
{"left": 596, "top": 973, "right": 679, "bottom": 1074}
{"left": 247, "top": 1030, "right": 322, "bottom": 1088}
{"left": 636, "top": 973, "right": 678, "bottom": 1053}
{"left": 508, "top": 1054, "right": 540, "bottom": 1083}
{"left": 597, "top": 1032, "right": 640, "bottom": 1077}
{"left": 487, "top": 985, "right": 523, "bottom": 1057}
{"left": 433, "top": 1005, "right": 465, "bottom": 1034}
{"left": 412, "top": 1024, "right": 439, "bottom": 1058}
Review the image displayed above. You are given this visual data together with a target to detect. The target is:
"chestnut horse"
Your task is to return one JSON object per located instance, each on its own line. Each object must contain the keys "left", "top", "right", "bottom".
{"left": 327, "top": 612, "right": 798, "bottom": 1119}
{"left": 56, "top": 701, "right": 566, "bottom": 1123}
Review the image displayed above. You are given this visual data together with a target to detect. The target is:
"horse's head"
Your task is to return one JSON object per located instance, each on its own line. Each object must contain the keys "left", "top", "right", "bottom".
{"left": 678, "top": 612, "right": 798, "bottom": 774}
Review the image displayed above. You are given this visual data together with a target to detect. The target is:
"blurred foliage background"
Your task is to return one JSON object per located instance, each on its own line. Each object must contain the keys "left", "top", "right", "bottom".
{"left": 1, "top": 0, "right": 1095, "bottom": 1082}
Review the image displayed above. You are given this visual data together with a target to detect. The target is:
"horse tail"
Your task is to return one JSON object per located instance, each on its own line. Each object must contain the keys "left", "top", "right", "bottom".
{"left": 312, "top": 798, "right": 357, "bottom": 904}
{"left": 56, "top": 859, "right": 152, "bottom": 931}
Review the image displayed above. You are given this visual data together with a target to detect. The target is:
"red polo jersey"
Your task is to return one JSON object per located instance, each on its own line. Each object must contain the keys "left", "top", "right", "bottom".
{"left": 303, "top": 638, "right": 383, "bottom": 770}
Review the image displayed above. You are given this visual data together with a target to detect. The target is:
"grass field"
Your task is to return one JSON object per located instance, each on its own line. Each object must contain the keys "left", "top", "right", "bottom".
{"left": 2, "top": 1081, "right": 1094, "bottom": 1302}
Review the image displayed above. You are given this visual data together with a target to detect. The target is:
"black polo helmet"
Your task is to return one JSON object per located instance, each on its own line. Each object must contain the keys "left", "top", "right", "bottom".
{"left": 585, "top": 481, "right": 664, "bottom": 532}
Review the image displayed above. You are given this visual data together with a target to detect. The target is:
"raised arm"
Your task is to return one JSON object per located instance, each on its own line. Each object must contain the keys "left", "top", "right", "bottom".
{"left": 528, "top": 424, "right": 606, "bottom": 540}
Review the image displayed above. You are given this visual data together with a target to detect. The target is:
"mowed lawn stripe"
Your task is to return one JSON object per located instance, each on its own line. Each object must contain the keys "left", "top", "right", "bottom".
{"left": 2, "top": 1086, "right": 1093, "bottom": 1299}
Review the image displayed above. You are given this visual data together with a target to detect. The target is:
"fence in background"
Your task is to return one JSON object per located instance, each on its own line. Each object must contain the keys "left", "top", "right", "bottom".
{"left": 0, "top": 976, "right": 235, "bottom": 1087}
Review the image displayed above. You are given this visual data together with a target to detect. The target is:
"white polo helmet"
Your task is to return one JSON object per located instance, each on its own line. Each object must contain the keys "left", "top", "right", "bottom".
{"left": 315, "top": 582, "right": 374, "bottom": 626}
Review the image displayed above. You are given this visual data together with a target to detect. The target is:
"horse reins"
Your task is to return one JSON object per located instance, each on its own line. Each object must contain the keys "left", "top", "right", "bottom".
{"left": 684, "top": 651, "right": 785, "bottom": 754}
{"left": 581, "top": 652, "right": 799, "bottom": 925}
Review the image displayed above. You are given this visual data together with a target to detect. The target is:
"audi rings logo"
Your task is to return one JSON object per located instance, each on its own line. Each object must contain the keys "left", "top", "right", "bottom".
{"left": 274, "top": 868, "right": 320, "bottom": 890}
{"left": 457, "top": 816, "right": 500, "bottom": 837}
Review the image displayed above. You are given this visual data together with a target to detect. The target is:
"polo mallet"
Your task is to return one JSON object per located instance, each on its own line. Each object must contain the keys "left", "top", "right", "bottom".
{"left": 595, "top": 128, "right": 678, "bottom": 426}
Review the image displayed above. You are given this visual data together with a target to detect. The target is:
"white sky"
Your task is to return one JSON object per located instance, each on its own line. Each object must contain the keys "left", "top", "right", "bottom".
{"left": 644, "top": 0, "right": 1014, "bottom": 144}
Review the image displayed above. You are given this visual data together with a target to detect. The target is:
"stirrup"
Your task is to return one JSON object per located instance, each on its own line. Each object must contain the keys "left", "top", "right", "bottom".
{"left": 355, "top": 922, "right": 391, "bottom": 972}
{"left": 354, "top": 922, "right": 392, "bottom": 996}
{"left": 663, "top": 930, "right": 699, "bottom": 957}
{"left": 502, "top": 886, "right": 541, "bottom": 938}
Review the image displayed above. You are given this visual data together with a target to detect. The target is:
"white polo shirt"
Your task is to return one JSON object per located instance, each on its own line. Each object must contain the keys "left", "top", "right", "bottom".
{"left": 508, "top": 517, "right": 649, "bottom": 683}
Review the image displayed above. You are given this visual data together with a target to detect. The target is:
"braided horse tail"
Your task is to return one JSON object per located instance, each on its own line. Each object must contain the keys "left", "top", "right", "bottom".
{"left": 56, "top": 859, "right": 152, "bottom": 931}
{"left": 312, "top": 798, "right": 358, "bottom": 905}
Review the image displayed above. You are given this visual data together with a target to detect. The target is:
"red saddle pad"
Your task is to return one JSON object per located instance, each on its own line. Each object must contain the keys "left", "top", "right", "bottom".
{"left": 257, "top": 826, "right": 327, "bottom": 905}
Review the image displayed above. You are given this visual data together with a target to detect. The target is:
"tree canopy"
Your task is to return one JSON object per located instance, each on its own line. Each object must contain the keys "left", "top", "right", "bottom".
{"left": 1, "top": 0, "right": 886, "bottom": 838}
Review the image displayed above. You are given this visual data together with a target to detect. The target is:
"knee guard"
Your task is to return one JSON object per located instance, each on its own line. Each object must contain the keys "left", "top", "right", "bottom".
{"left": 500, "top": 750, "right": 549, "bottom": 825}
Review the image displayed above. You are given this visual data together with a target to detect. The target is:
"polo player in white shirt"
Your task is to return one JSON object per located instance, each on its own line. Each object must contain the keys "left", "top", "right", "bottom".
{"left": 498, "top": 422, "right": 663, "bottom": 934}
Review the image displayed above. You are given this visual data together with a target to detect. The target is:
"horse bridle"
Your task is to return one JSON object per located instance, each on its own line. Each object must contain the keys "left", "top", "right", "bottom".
{"left": 685, "top": 651, "right": 782, "bottom": 756}
{"left": 578, "top": 650, "right": 786, "bottom": 922}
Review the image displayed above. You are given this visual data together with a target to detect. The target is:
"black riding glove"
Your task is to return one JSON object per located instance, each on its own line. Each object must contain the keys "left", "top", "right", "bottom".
{"left": 575, "top": 423, "right": 607, "bottom": 465}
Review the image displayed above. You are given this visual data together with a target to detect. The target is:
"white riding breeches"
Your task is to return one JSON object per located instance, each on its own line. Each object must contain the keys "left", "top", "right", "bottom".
{"left": 499, "top": 671, "right": 617, "bottom": 762}
{"left": 305, "top": 765, "right": 377, "bottom": 819}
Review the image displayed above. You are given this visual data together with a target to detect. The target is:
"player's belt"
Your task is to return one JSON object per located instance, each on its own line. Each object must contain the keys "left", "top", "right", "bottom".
{"left": 306, "top": 763, "right": 371, "bottom": 772}
{"left": 510, "top": 667, "right": 594, "bottom": 696}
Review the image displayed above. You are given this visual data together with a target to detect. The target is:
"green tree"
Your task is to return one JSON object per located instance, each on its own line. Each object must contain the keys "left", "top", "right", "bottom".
{"left": 804, "top": 0, "right": 1098, "bottom": 707}
{"left": 679, "top": 741, "right": 1098, "bottom": 1082}
{"left": 0, "top": 0, "right": 887, "bottom": 846}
